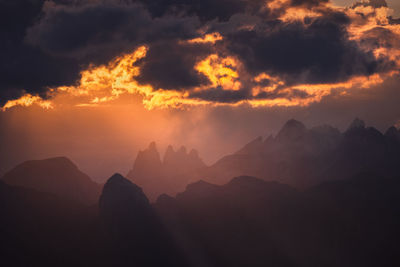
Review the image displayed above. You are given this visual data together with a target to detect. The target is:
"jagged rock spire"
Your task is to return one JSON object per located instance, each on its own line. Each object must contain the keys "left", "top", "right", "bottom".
{"left": 276, "top": 119, "right": 306, "bottom": 141}
{"left": 347, "top": 118, "right": 365, "bottom": 131}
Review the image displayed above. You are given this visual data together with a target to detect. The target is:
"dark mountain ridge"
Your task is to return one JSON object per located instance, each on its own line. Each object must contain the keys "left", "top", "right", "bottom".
{"left": 155, "top": 173, "right": 400, "bottom": 267}
{"left": 1, "top": 157, "right": 102, "bottom": 205}
{"left": 125, "top": 118, "right": 400, "bottom": 200}
{"left": 203, "top": 118, "right": 400, "bottom": 187}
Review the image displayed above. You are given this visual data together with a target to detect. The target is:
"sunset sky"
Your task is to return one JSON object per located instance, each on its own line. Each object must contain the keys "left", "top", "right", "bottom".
{"left": 1, "top": 0, "right": 400, "bottom": 181}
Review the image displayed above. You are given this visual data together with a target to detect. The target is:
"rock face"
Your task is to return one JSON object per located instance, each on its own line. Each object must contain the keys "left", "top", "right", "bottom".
{"left": 204, "top": 118, "right": 400, "bottom": 187}
{"left": 127, "top": 143, "right": 206, "bottom": 201}
{"left": 99, "top": 173, "right": 151, "bottom": 236}
{"left": 275, "top": 119, "right": 307, "bottom": 142}
{"left": 1, "top": 157, "right": 102, "bottom": 205}
{"left": 131, "top": 142, "right": 163, "bottom": 179}
{"left": 99, "top": 173, "right": 188, "bottom": 267}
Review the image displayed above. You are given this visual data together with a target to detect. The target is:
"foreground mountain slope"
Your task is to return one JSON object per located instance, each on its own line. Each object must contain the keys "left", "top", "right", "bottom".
{"left": 0, "top": 180, "right": 99, "bottom": 267}
{"left": 99, "top": 173, "right": 189, "bottom": 267}
{"left": 1, "top": 157, "right": 102, "bottom": 205}
{"left": 156, "top": 173, "right": 400, "bottom": 267}
{"left": 0, "top": 174, "right": 190, "bottom": 267}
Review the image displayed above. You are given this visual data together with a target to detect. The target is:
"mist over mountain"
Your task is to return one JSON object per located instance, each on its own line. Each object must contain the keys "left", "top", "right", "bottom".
{"left": 1, "top": 157, "right": 102, "bottom": 205}
{"left": 1, "top": 118, "right": 400, "bottom": 266}
{"left": 127, "top": 142, "right": 206, "bottom": 200}
{"left": 203, "top": 118, "right": 400, "bottom": 186}
{"left": 125, "top": 118, "right": 400, "bottom": 200}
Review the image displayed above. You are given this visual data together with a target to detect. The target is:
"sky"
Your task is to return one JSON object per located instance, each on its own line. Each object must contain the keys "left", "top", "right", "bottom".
{"left": 1, "top": 0, "right": 400, "bottom": 181}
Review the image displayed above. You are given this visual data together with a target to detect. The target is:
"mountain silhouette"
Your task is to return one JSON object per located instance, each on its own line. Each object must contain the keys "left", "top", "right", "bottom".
{"left": 125, "top": 118, "right": 400, "bottom": 200}
{"left": 0, "top": 180, "right": 98, "bottom": 267}
{"left": 156, "top": 173, "right": 400, "bottom": 267}
{"left": 1, "top": 157, "right": 102, "bottom": 205}
{"left": 203, "top": 118, "right": 400, "bottom": 187}
{"left": 1, "top": 118, "right": 400, "bottom": 267}
{"left": 127, "top": 142, "right": 206, "bottom": 201}
{"left": 99, "top": 173, "right": 189, "bottom": 267}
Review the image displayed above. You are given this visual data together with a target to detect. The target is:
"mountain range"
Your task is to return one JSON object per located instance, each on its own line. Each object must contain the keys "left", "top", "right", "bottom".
{"left": 1, "top": 117, "right": 400, "bottom": 266}
{"left": 1, "top": 157, "right": 102, "bottom": 205}
{"left": 126, "top": 142, "right": 206, "bottom": 200}
{"left": 126, "top": 118, "right": 400, "bottom": 200}
{"left": 2, "top": 170, "right": 400, "bottom": 266}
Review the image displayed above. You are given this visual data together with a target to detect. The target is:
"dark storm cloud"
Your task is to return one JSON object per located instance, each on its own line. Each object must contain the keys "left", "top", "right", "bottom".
{"left": 1, "top": 0, "right": 399, "bottom": 106}
{"left": 188, "top": 85, "right": 312, "bottom": 103}
{"left": 351, "top": 0, "right": 387, "bottom": 9}
{"left": 0, "top": 0, "right": 205, "bottom": 104}
{"left": 135, "top": 41, "right": 212, "bottom": 90}
{"left": 134, "top": 0, "right": 266, "bottom": 21}
{"left": 26, "top": 2, "right": 201, "bottom": 63}
{"left": 360, "top": 27, "right": 400, "bottom": 49}
{"left": 0, "top": 0, "right": 81, "bottom": 105}
{"left": 255, "top": 88, "right": 311, "bottom": 99}
{"left": 29, "top": 1, "right": 218, "bottom": 91}
{"left": 290, "top": 0, "right": 329, "bottom": 8}
{"left": 224, "top": 12, "right": 389, "bottom": 85}
{"left": 189, "top": 87, "right": 251, "bottom": 103}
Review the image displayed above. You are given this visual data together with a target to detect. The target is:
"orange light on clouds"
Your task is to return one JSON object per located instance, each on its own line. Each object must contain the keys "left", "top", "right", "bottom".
{"left": 188, "top": 32, "right": 223, "bottom": 44}
{"left": 195, "top": 54, "right": 241, "bottom": 91}
{"left": 2, "top": 4, "right": 400, "bottom": 113}
{"left": 2, "top": 94, "right": 53, "bottom": 111}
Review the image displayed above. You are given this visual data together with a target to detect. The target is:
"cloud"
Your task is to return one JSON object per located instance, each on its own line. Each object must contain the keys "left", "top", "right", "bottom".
{"left": 135, "top": 0, "right": 267, "bottom": 21}
{"left": 135, "top": 40, "right": 213, "bottom": 90}
{"left": 1, "top": 0, "right": 400, "bottom": 109}
{"left": 224, "top": 12, "right": 389, "bottom": 85}
{"left": 26, "top": 2, "right": 202, "bottom": 62}
{"left": 0, "top": 0, "right": 81, "bottom": 105}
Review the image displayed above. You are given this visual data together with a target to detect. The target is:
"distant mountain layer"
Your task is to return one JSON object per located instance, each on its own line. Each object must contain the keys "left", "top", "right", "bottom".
{"left": 127, "top": 118, "right": 400, "bottom": 200}
{"left": 1, "top": 157, "right": 102, "bottom": 205}
{"left": 126, "top": 142, "right": 206, "bottom": 200}
{"left": 204, "top": 118, "right": 400, "bottom": 187}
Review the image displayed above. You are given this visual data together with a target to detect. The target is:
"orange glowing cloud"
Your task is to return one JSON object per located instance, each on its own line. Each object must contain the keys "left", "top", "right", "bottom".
{"left": 1, "top": 47, "right": 396, "bottom": 111}
{"left": 2, "top": 94, "right": 53, "bottom": 111}
{"left": 187, "top": 32, "right": 223, "bottom": 44}
{"left": 2, "top": 3, "right": 400, "bottom": 113}
{"left": 195, "top": 54, "right": 241, "bottom": 91}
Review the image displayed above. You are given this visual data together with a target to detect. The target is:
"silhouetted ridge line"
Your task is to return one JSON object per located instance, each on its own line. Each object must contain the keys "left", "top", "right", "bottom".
{"left": 99, "top": 173, "right": 189, "bottom": 267}
{"left": 204, "top": 118, "right": 400, "bottom": 188}
{"left": 1, "top": 157, "right": 102, "bottom": 205}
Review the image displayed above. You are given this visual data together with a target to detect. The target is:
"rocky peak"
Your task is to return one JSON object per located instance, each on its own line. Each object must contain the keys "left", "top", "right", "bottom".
{"left": 235, "top": 136, "right": 263, "bottom": 155}
{"left": 163, "top": 145, "right": 175, "bottom": 163}
{"left": 177, "top": 180, "right": 220, "bottom": 199}
{"left": 148, "top": 141, "right": 157, "bottom": 151}
{"left": 385, "top": 126, "right": 400, "bottom": 142}
{"left": 100, "top": 173, "right": 149, "bottom": 209}
{"left": 177, "top": 146, "right": 187, "bottom": 155}
{"left": 188, "top": 149, "right": 199, "bottom": 159}
{"left": 276, "top": 119, "right": 307, "bottom": 142}
{"left": 132, "top": 142, "right": 162, "bottom": 176}
{"left": 346, "top": 118, "right": 366, "bottom": 132}
{"left": 163, "top": 145, "right": 204, "bottom": 167}
{"left": 1, "top": 156, "right": 101, "bottom": 205}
